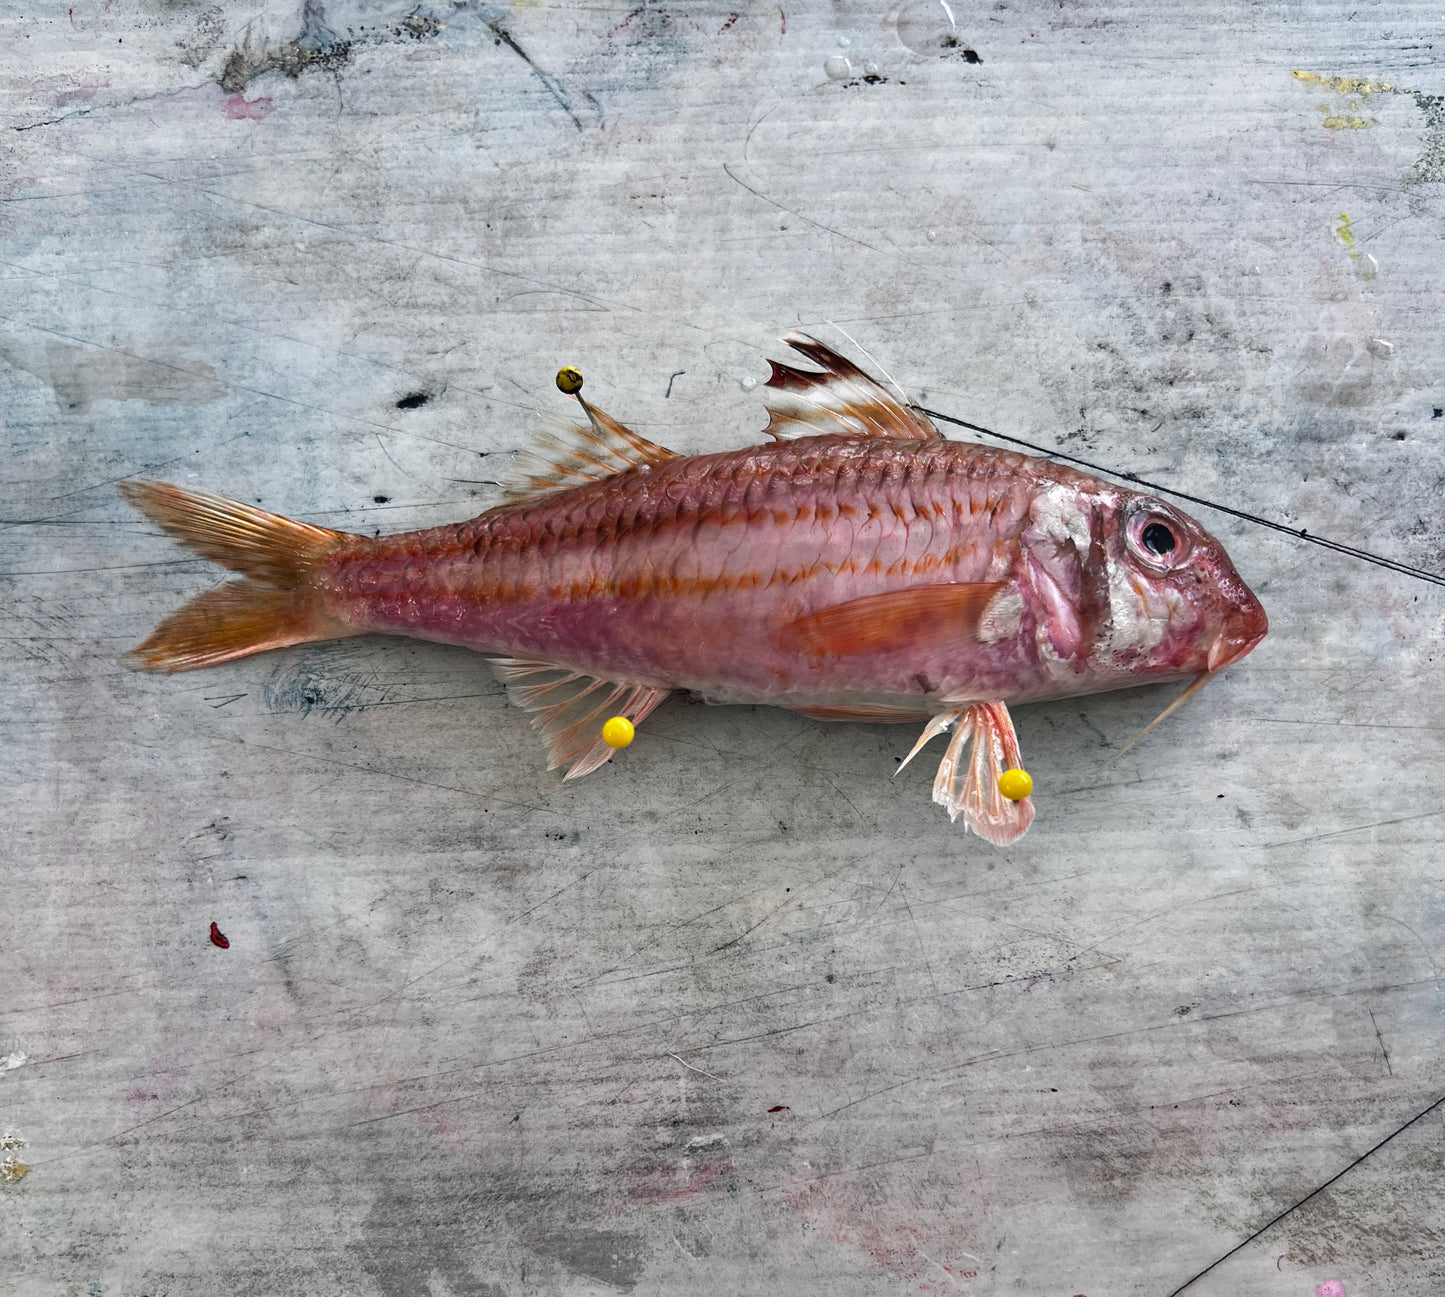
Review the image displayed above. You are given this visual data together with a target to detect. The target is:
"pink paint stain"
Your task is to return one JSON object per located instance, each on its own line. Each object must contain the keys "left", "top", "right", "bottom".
{"left": 1316, "top": 1283, "right": 1347, "bottom": 1297}
{"left": 628, "top": 1158, "right": 733, "bottom": 1206}
{"left": 223, "top": 93, "right": 273, "bottom": 122}
{"left": 55, "top": 82, "right": 108, "bottom": 106}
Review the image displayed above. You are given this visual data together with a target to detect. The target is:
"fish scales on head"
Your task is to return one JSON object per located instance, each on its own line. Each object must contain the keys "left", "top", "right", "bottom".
{"left": 120, "top": 331, "right": 1266, "bottom": 844}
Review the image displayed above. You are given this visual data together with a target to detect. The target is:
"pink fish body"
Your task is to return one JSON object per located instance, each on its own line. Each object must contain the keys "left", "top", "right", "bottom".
{"left": 121, "top": 335, "right": 1266, "bottom": 843}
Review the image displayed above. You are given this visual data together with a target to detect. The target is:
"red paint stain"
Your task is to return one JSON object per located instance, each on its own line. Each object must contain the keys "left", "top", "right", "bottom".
{"left": 767, "top": 1105, "right": 790, "bottom": 1112}
{"left": 628, "top": 1159, "right": 732, "bottom": 1206}
{"left": 223, "top": 93, "right": 274, "bottom": 122}
{"left": 209, "top": 921, "right": 230, "bottom": 949}
{"left": 719, "top": 12, "right": 740, "bottom": 33}
{"left": 56, "top": 83, "right": 108, "bottom": 106}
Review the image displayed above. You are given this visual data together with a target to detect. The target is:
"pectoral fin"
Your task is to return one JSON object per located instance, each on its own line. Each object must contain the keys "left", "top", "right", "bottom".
{"left": 897, "top": 701, "right": 1034, "bottom": 844}
{"left": 490, "top": 658, "right": 670, "bottom": 779}
{"left": 779, "top": 582, "right": 1006, "bottom": 660}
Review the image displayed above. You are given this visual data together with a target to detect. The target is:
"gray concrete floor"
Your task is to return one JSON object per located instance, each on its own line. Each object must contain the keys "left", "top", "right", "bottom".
{"left": 3, "top": 2, "right": 1443, "bottom": 1295}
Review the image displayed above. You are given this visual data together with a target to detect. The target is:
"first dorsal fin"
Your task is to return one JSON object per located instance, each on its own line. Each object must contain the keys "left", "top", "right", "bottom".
{"left": 762, "top": 331, "right": 942, "bottom": 443}
{"left": 500, "top": 401, "right": 678, "bottom": 505}
{"left": 489, "top": 657, "right": 671, "bottom": 779}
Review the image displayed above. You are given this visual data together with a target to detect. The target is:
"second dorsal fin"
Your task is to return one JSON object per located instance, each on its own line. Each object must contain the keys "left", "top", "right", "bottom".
{"left": 501, "top": 402, "right": 678, "bottom": 505}
{"left": 762, "top": 331, "right": 942, "bottom": 443}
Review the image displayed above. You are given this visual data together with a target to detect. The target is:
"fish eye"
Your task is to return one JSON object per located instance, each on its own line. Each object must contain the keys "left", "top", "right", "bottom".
{"left": 1125, "top": 503, "right": 1192, "bottom": 570}
{"left": 1141, "top": 521, "right": 1176, "bottom": 555}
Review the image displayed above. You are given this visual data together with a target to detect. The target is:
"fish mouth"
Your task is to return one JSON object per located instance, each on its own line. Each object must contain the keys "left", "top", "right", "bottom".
{"left": 1206, "top": 601, "right": 1268, "bottom": 672}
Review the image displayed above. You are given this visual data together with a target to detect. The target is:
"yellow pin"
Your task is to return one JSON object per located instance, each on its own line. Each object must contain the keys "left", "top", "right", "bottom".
{"left": 997, "top": 768, "right": 1033, "bottom": 801}
{"left": 601, "top": 716, "right": 635, "bottom": 749}
{"left": 556, "top": 366, "right": 584, "bottom": 395}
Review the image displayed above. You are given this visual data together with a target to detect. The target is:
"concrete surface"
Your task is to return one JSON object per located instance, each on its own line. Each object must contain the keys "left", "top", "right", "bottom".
{"left": 3, "top": 2, "right": 1444, "bottom": 1295}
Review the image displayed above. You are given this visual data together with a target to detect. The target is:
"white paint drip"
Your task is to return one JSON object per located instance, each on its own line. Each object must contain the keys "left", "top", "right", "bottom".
{"left": 0, "top": 1052, "right": 27, "bottom": 1075}
{"left": 684, "top": 1132, "right": 727, "bottom": 1152}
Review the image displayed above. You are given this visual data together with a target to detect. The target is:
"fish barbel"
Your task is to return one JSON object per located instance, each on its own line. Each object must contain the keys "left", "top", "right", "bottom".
{"left": 120, "top": 333, "right": 1266, "bottom": 843}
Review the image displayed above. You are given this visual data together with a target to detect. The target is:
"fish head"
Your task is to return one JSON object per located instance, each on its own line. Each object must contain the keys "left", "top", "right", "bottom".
{"left": 1085, "top": 491, "right": 1268, "bottom": 682}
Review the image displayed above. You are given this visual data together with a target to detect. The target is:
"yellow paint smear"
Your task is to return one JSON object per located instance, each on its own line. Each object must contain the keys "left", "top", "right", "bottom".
{"left": 1, "top": 1154, "right": 29, "bottom": 1183}
{"left": 1293, "top": 70, "right": 1393, "bottom": 96}
{"left": 1321, "top": 112, "right": 1375, "bottom": 130}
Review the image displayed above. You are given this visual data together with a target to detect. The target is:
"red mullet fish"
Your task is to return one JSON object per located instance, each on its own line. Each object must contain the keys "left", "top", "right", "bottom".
{"left": 121, "top": 334, "right": 1267, "bottom": 844}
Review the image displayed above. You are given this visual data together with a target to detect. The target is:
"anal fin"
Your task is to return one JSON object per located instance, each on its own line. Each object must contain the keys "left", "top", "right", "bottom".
{"left": 489, "top": 658, "right": 670, "bottom": 779}
{"left": 897, "top": 701, "right": 1034, "bottom": 844}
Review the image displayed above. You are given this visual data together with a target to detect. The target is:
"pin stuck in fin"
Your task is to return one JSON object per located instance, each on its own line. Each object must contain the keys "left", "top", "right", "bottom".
{"left": 898, "top": 701, "right": 1034, "bottom": 843}
{"left": 490, "top": 657, "right": 670, "bottom": 779}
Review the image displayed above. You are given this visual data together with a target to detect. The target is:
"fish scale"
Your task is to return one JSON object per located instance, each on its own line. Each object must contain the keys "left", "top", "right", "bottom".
{"left": 118, "top": 332, "right": 1266, "bottom": 843}
{"left": 338, "top": 439, "right": 1010, "bottom": 674}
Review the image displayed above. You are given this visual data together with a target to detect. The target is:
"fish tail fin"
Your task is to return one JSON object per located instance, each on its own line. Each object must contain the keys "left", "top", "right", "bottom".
{"left": 119, "top": 479, "right": 357, "bottom": 672}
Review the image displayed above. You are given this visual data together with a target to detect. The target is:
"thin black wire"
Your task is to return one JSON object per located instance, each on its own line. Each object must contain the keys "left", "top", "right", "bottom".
{"left": 1160, "top": 1089, "right": 1445, "bottom": 1296}
{"left": 914, "top": 406, "right": 1445, "bottom": 590}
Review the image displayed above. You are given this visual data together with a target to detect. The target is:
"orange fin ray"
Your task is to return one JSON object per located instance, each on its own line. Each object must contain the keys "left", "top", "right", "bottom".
{"left": 119, "top": 480, "right": 356, "bottom": 673}
{"left": 126, "top": 581, "right": 350, "bottom": 672}
{"left": 119, "top": 479, "right": 347, "bottom": 586}
{"left": 789, "top": 703, "right": 932, "bottom": 723}
{"left": 895, "top": 711, "right": 958, "bottom": 772}
{"left": 489, "top": 658, "right": 670, "bottom": 779}
{"left": 779, "top": 582, "right": 1007, "bottom": 660}
{"left": 500, "top": 404, "right": 677, "bottom": 505}
{"left": 900, "top": 702, "right": 1034, "bottom": 844}
{"left": 762, "top": 331, "right": 942, "bottom": 443}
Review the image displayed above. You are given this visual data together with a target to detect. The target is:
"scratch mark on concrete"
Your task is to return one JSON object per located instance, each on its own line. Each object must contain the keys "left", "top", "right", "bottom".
{"left": 723, "top": 163, "right": 899, "bottom": 258}
{"left": 486, "top": 15, "right": 587, "bottom": 131}
{"left": 1264, "top": 808, "right": 1445, "bottom": 848}
{"left": 669, "top": 1053, "right": 722, "bottom": 1081}
{"left": 1368, "top": 1009, "right": 1393, "bottom": 1076}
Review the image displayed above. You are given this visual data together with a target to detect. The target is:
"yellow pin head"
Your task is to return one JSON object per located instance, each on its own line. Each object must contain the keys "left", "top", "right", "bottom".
{"left": 556, "top": 366, "right": 584, "bottom": 395}
{"left": 997, "top": 768, "right": 1033, "bottom": 801}
{"left": 601, "top": 716, "right": 635, "bottom": 749}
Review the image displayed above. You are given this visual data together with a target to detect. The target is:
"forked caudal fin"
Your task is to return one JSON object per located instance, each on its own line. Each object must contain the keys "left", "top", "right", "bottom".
{"left": 897, "top": 701, "right": 1035, "bottom": 844}
{"left": 119, "top": 480, "right": 357, "bottom": 672}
